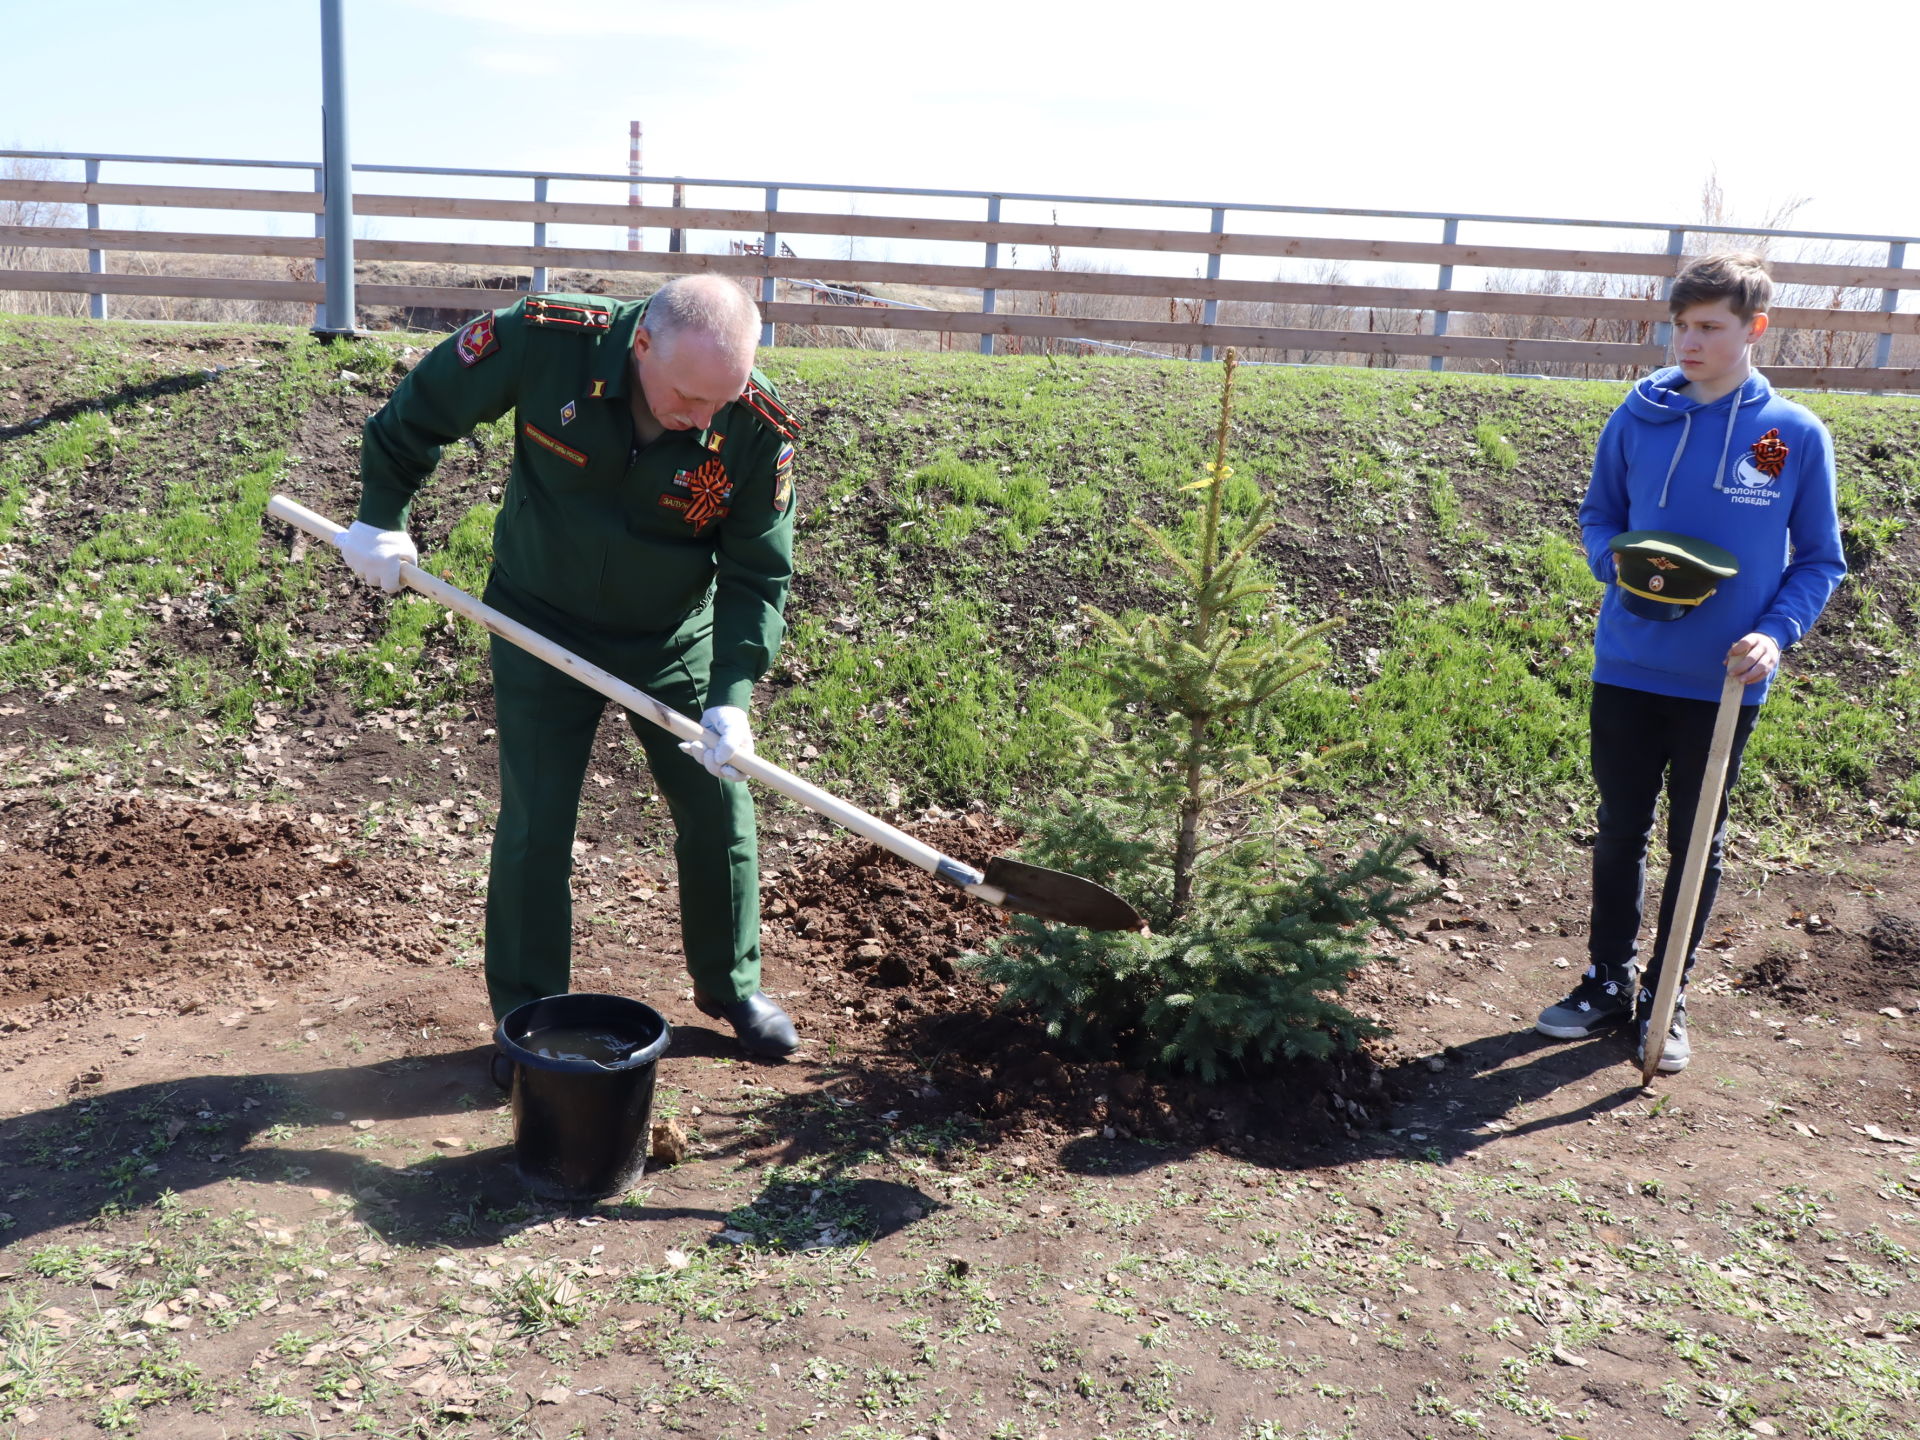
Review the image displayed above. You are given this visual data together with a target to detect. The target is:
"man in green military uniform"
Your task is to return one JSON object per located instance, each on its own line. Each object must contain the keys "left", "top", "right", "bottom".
{"left": 340, "top": 275, "right": 802, "bottom": 1056}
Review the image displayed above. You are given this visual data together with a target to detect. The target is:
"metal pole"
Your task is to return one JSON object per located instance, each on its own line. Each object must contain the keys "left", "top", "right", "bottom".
{"left": 1429, "top": 217, "right": 1458, "bottom": 373}
{"left": 1199, "top": 206, "right": 1224, "bottom": 362}
{"left": 316, "top": 0, "right": 355, "bottom": 336}
{"left": 531, "top": 176, "right": 549, "bottom": 293}
{"left": 1654, "top": 228, "right": 1685, "bottom": 353}
{"left": 980, "top": 195, "right": 1001, "bottom": 357}
{"left": 627, "top": 121, "right": 641, "bottom": 251}
{"left": 84, "top": 158, "right": 105, "bottom": 320}
{"left": 670, "top": 184, "right": 684, "bottom": 254}
{"left": 1874, "top": 241, "right": 1905, "bottom": 369}
{"left": 760, "top": 187, "right": 777, "bottom": 348}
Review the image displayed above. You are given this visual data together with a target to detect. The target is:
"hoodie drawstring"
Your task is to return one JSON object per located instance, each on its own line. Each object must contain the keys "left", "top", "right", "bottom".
{"left": 1657, "top": 413, "right": 1692, "bottom": 507}
{"left": 1711, "top": 387, "right": 1743, "bottom": 493}
{"left": 1656, "top": 384, "right": 1746, "bottom": 505}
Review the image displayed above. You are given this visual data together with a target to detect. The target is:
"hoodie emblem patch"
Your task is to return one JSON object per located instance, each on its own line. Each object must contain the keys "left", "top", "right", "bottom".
{"left": 1749, "top": 429, "right": 1789, "bottom": 479}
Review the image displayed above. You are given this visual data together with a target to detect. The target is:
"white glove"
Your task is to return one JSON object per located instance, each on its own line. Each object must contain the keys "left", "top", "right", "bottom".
{"left": 338, "top": 520, "right": 418, "bottom": 593}
{"left": 679, "top": 705, "right": 753, "bottom": 781}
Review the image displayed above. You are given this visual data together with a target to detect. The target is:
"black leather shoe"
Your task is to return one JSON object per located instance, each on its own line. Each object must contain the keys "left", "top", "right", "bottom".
{"left": 694, "top": 990, "right": 800, "bottom": 1057}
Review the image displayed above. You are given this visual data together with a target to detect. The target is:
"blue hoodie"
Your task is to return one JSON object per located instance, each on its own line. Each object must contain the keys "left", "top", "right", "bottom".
{"left": 1579, "top": 366, "right": 1846, "bottom": 705}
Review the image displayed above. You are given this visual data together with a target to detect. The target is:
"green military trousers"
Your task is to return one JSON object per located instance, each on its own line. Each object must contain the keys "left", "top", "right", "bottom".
{"left": 483, "top": 621, "right": 761, "bottom": 1021}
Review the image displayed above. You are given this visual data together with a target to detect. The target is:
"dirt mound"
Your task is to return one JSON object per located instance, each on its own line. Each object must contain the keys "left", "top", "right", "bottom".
{"left": 770, "top": 813, "right": 1019, "bottom": 995}
{"left": 1738, "top": 909, "right": 1920, "bottom": 1014}
{"left": 766, "top": 817, "right": 1389, "bottom": 1155}
{"left": 0, "top": 795, "right": 445, "bottom": 1021}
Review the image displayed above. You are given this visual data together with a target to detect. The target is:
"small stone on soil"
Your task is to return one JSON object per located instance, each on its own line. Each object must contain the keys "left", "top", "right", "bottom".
{"left": 650, "top": 1119, "right": 689, "bottom": 1166}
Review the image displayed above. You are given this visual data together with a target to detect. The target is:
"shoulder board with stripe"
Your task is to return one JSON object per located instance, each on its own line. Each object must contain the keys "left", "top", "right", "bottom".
{"left": 525, "top": 296, "right": 613, "bottom": 331}
{"left": 739, "top": 381, "right": 800, "bottom": 441}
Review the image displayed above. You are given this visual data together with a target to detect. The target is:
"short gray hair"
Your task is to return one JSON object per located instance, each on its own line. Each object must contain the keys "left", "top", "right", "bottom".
{"left": 641, "top": 275, "right": 761, "bottom": 363}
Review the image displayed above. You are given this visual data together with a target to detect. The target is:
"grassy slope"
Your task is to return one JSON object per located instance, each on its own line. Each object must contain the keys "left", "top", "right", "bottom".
{"left": 2, "top": 317, "right": 1917, "bottom": 852}
{"left": 759, "top": 350, "right": 1920, "bottom": 848}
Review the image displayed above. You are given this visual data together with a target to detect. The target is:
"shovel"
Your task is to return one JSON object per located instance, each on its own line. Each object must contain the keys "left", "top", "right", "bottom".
{"left": 266, "top": 496, "right": 1144, "bottom": 933}
{"left": 1638, "top": 666, "right": 1744, "bottom": 1085}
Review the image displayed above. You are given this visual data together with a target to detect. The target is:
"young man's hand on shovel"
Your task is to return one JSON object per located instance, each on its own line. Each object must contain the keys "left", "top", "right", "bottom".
{"left": 1727, "top": 632, "right": 1780, "bottom": 686}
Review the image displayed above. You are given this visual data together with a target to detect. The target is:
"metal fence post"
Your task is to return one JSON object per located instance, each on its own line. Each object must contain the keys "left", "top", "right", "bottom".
{"left": 1653, "top": 228, "right": 1685, "bottom": 352}
{"left": 980, "top": 195, "right": 1001, "bottom": 357}
{"left": 316, "top": 0, "right": 356, "bottom": 336}
{"left": 1199, "top": 206, "right": 1225, "bottom": 362}
{"left": 531, "top": 176, "right": 549, "bottom": 294}
{"left": 84, "top": 158, "right": 105, "bottom": 320}
{"left": 310, "top": 167, "right": 325, "bottom": 328}
{"left": 1875, "top": 240, "right": 1906, "bottom": 370}
{"left": 1428, "top": 217, "right": 1458, "bottom": 373}
{"left": 760, "top": 186, "right": 778, "bottom": 348}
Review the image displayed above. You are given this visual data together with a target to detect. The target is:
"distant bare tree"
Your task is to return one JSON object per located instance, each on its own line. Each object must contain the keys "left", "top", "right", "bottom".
{"left": 0, "top": 156, "right": 86, "bottom": 317}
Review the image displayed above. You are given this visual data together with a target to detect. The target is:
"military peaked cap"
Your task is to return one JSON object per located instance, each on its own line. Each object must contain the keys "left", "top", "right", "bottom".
{"left": 1608, "top": 529, "right": 1740, "bottom": 622}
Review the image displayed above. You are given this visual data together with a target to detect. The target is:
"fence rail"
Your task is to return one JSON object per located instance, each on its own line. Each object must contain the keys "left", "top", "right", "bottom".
{"left": 2, "top": 150, "right": 1917, "bottom": 390}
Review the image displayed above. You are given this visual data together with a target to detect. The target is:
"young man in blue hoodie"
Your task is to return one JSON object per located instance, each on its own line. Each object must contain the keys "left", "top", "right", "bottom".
{"left": 1536, "top": 253, "right": 1846, "bottom": 1073}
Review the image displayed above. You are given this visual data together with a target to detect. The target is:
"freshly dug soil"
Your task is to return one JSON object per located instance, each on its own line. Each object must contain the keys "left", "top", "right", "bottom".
{"left": 765, "top": 817, "right": 1393, "bottom": 1157}
{"left": 0, "top": 794, "right": 446, "bottom": 1018}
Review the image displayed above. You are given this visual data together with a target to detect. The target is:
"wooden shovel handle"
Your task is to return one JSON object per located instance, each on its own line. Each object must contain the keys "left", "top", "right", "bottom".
{"left": 1639, "top": 667, "right": 1745, "bottom": 1084}
{"left": 265, "top": 495, "right": 997, "bottom": 896}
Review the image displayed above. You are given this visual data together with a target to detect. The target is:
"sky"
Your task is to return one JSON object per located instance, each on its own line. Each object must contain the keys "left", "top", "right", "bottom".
{"left": 3, "top": 0, "right": 1915, "bottom": 281}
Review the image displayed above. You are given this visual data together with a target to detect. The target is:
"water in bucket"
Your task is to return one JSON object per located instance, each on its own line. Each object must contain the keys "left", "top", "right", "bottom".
{"left": 523, "top": 1022, "right": 649, "bottom": 1067}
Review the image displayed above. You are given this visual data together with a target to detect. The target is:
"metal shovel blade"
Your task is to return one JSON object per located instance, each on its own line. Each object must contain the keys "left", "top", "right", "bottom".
{"left": 981, "top": 856, "right": 1145, "bottom": 932}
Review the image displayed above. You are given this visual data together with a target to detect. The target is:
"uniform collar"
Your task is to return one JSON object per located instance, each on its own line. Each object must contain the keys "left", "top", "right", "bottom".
{"left": 591, "top": 296, "right": 650, "bottom": 400}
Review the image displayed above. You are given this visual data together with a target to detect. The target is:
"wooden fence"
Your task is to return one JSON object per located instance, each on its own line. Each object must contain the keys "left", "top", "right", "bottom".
{"left": 3, "top": 162, "right": 1917, "bottom": 391}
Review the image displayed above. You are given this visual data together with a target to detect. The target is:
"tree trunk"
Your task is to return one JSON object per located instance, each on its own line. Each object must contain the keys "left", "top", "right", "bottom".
{"left": 1170, "top": 712, "right": 1206, "bottom": 919}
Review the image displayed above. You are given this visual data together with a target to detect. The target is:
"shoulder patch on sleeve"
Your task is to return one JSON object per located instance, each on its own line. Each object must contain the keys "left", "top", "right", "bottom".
{"left": 739, "top": 381, "right": 800, "bottom": 442}
{"left": 525, "top": 296, "right": 613, "bottom": 331}
{"left": 455, "top": 315, "right": 500, "bottom": 367}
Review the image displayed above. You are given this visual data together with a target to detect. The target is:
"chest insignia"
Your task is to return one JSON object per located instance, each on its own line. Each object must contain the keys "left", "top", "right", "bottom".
{"left": 455, "top": 315, "right": 499, "bottom": 367}
{"left": 587, "top": 379, "right": 607, "bottom": 400}
{"left": 659, "top": 458, "right": 733, "bottom": 527}
{"left": 522, "top": 421, "right": 589, "bottom": 468}
{"left": 560, "top": 400, "right": 577, "bottom": 426}
{"left": 705, "top": 431, "right": 725, "bottom": 453}
{"left": 1749, "top": 428, "right": 1789, "bottom": 479}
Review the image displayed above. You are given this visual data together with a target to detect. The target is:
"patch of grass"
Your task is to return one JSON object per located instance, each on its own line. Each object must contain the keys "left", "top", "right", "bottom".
{"left": 1472, "top": 420, "right": 1518, "bottom": 472}
{"left": 334, "top": 500, "right": 498, "bottom": 709}
{"left": 768, "top": 592, "right": 1108, "bottom": 806}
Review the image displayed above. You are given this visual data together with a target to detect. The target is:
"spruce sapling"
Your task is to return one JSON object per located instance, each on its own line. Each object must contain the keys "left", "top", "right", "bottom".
{"left": 967, "top": 350, "right": 1429, "bottom": 1081}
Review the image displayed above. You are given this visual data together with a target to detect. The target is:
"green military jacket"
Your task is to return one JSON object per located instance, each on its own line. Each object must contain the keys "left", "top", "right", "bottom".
{"left": 357, "top": 293, "right": 799, "bottom": 711}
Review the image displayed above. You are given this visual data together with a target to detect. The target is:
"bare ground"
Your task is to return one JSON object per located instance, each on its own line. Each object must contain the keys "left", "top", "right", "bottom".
{"left": 2, "top": 694, "right": 1918, "bottom": 1439}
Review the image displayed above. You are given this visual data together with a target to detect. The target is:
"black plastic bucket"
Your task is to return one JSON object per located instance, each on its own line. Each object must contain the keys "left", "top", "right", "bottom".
{"left": 493, "top": 992, "right": 672, "bottom": 1202}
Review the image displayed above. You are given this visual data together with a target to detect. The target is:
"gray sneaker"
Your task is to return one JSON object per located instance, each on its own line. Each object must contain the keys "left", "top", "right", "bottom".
{"left": 1536, "top": 965, "right": 1635, "bottom": 1039}
{"left": 1636, "top": 1009, "right": 1691, "bottom": 1074}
